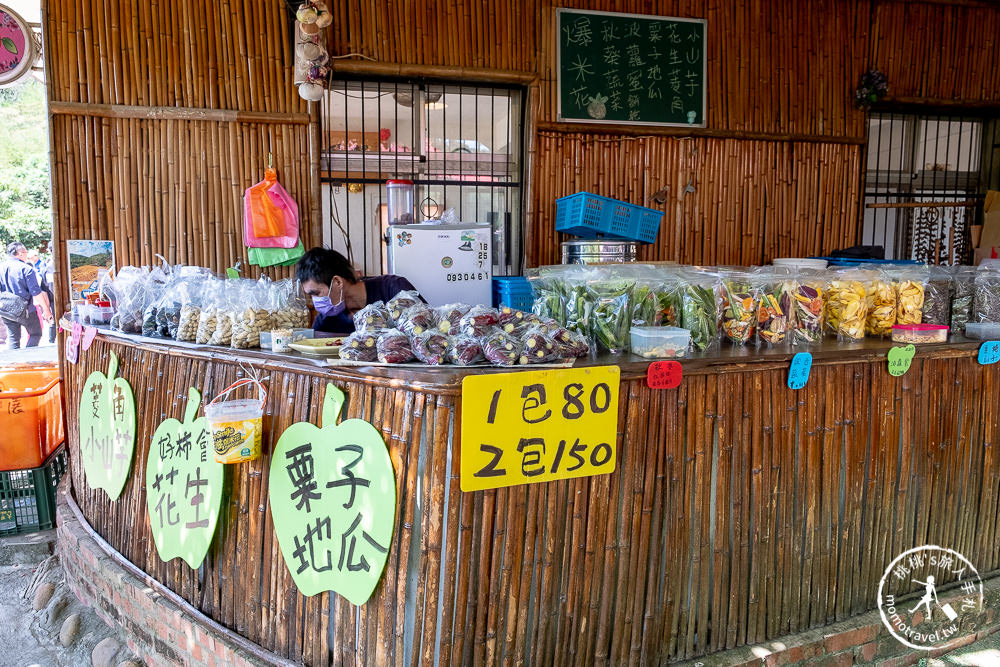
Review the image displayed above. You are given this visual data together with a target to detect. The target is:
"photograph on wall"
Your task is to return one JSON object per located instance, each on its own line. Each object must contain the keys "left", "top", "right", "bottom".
{"left": 66, "top": 239, "right": 114, "bottom": 302}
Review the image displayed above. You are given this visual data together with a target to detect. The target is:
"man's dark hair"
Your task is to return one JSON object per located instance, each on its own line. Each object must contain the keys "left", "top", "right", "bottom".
{"left": 6, "top": 241, "right": 25, "bottom": 257}
{"left": 295, "top": 247, "right": 358, "bottom": 286}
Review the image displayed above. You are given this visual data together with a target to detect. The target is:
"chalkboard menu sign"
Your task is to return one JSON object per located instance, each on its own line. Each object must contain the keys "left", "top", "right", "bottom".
{"left": 557, "top": 9, "right": 706, "bottom": 127}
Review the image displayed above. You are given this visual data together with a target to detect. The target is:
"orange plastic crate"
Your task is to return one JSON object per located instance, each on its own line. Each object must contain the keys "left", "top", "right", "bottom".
{"left": 0, "top": 366, "right": 66, "bottom": 472}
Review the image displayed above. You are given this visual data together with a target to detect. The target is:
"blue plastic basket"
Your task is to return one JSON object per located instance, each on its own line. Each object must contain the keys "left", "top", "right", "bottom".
{"left": 555, "top": 192, "right": 664, "bottom": 244}
{"left": 812, "top": 256, "right": 923, "bottom": 267}
{"left": 492, "top": 277, "right": 533, "bottom": 311}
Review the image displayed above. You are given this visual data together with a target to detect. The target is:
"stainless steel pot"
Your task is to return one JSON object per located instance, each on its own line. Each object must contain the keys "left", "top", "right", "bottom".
{"left": 561, "top": 240, "right": 638, "bottom": 264}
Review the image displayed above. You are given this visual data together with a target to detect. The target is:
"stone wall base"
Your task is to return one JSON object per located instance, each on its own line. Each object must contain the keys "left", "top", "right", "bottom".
{"left": 56, "top": 479, "right": 296, "bottom": 667}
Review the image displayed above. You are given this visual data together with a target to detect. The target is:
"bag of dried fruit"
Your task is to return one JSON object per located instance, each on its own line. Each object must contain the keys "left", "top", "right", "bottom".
{"left": 791, "top": 268, "right": 825, "bottom": 345}
{"left": 890, "top": 265, "right": 929, "bottom": 325}
{"left": 753, "top": 266, "right": 793, "bottom": 347}
{"left": 860, "top": 266, "right": 895, "bottom": 337}
{"left": 720, "top": 268, "right": 760, "bottom": 345}
{"left": 826, "top": 267, "right": 868, "bottom": 341}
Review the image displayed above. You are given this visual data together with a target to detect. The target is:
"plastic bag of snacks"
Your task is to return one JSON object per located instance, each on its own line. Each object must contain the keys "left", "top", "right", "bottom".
{"left": 586, "top": 272, "right": 635, "bottom": 354}
{"left": 863, "top": 267, "right": 896, "bottom": 337}
{"left": 950, "top": 266, "right": 977, "bottom": 334}
{"left": 754, "top": 267, "right": 793, "bottom": 347}
{"left": 232, "top": 277, "right": 276, "bottom": 349}
{"left": 680, "top": 268, "right": 720, "bottom": 351}
{"left": 340, "top": 329, "right": 380, "bottom": 361}
{"left": 397, "top": 303, "right": 437, "bottom": 337}
{"left": 109, "top": 266, "right": 151, "bottom": 334}
{"left": 826, "top": 268, "right": 868, "bottom": 341}
{"left": 376, "top": 329, "right": 414, "bottom": 364}
{"left": 386, "top": 290, "right": 423, "bottom": 322}
{"left": 436, "top": 304, "right": 470, "bottom": 335}
{"left": 412, "top": 330, "right": 450, "bottom": 364}
{"left": 973, "top": 264, "right": 1000, "bottom": 323}
{"left": 176, "top": 280, "right": 203, "bottom": 341}
{"left": 891, "top": 265, "right": 928, "bottom": 325}
{"left": 481, "top": 330, "right": 522, "bottom": 366}
{"left": 792, "top": 268, "right": 825, "bottom": 345}
{"left": 459, "top": 305, "right": 500, "bottom": 337}
{"left": 921, "top": 265, "right": 952, "bottom": 327}
{"left": 196, "top": 278, "right": 223, "bottom": 344}
{"left": 720, "top": 269, "right": 759, "bottom": 345}
{"left": 354, "top": 300, "right": 391, "bottom": 332}
{"left": 209, "top": 279, "right": 238, "bottom": 346}
{"left": 271, "top": 278, "right": 310, "bottom": 330}
{"left": 550, "top": 327, "right": 590, "bottom": 358}
{"left": 448, "top": 335, "right": 484, "bottom": 366}
{"left": 141, "top": 265, "right": 173, "bottom": 338}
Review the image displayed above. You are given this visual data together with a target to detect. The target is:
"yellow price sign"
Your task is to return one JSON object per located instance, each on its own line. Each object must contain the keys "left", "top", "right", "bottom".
{"left": 460, "top": 366, "right": 620, "bottom": 492}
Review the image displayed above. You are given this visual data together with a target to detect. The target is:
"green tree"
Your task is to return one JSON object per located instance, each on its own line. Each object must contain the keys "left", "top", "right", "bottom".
{"left": 0, "top": 79, "right": 51, "bottom": 254}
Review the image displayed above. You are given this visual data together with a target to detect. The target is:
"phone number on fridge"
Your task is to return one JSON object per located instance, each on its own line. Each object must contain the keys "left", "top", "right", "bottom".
{"left": 446, "top": 272, "right": 489, "bottom": 282}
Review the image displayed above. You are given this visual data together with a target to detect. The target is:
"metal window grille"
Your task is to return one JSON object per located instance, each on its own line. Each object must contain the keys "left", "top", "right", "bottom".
{"left": 319, "top": 79, "right": 525, "bottom": 277}
{"left": 862, "top": 112, "right": 1000, "bottom": 265}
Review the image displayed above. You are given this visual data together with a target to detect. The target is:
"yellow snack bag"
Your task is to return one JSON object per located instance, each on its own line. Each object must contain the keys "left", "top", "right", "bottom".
{"left": 826, "top": 270, "right": 868, "bottom": 341}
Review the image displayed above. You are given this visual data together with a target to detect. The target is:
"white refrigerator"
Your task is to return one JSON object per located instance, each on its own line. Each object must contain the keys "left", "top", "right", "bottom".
{"left": 386, "top": 223, "right": 492, "bottom": 307}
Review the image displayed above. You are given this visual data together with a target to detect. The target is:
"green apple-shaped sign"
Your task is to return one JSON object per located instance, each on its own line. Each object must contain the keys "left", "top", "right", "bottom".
{"left": 887, "top": 344, "right": 916, "bottom": 377}
{"left": 79, "top": 351, "right": 137, "bottom": 500}
{"left": 145, "top": 387, "right": 224, "bottom": 569}
{"left": 269, "top": 383, "right": 396, "bottom": 604}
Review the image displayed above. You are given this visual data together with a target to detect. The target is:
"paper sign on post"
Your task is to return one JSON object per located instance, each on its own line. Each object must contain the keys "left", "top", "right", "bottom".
{"left": 788, "top": 352, "right": 812, "bottom": 389}
{"left": 647, "top": 361, "right": 682, "bottom": 389}
{"left": 460, "top": 366, "right": 620, "bottom": 492}
{"left": 887, "top": 344, "right": 916, "bottom": 377}
{"left": 978, "top": 341, "right": 1000, "bottom": 365}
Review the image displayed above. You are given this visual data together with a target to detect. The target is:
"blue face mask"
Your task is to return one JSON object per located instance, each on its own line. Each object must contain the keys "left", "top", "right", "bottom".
{"left": 312, "top": 279, "right": 345, "bottom": 317}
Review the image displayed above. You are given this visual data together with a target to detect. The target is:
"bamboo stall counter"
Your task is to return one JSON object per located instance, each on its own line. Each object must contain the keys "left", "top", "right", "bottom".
{"left": 63, "top": 327, "right": 1000, "bottom": 665}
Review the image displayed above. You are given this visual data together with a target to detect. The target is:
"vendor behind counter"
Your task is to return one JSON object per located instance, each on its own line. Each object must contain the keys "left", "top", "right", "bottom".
{"left": 296, "top": 247, "right": 419, "bottom": 334}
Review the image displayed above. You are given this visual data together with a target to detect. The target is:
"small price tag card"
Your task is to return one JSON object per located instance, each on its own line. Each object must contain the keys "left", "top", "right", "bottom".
{"left": 65, "top": 332, "right": 79, "bottom": 364}
{"left": 787, "top": 352, "right": 812, "bottom": 390}
{"left": 978, "top": 341, "right": 1000, "bottom": 365}
{"left": 647, "top": 361, "right": 682, "bottom": 389}
{"left": 461, "top": 366, "right": 620, "bottom": 492}
{"left": 887, "top": 344, "right": 916, "bottom": 377}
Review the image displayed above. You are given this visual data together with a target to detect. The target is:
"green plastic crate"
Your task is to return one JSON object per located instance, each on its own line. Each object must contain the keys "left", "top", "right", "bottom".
{"left": 0, "top": 447, "right": 67, "bottom": 536}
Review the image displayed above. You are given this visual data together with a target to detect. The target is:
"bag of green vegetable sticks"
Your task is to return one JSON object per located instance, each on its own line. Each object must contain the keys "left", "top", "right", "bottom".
{"left": 528, "top": 264, "right": 582, "bottom": 325}
{"left": 586, "top": 269, "right": 636, "bottom": 354}
{"left": 680, "top": 267, "right": 721, "bottom": 351}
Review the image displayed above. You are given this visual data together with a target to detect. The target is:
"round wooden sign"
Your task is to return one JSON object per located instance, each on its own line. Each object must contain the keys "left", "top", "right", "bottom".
{"left": 0, "top": 4, "right": 36, "bottom": 88}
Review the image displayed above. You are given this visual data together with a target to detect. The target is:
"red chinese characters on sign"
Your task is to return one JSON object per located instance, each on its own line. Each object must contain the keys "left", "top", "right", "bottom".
{"left": 646, "top": 361, "right": 682, "bottom": 389}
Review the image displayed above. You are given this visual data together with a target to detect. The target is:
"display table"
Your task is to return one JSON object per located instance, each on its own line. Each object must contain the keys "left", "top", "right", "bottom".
{"left": 62, "top": 327, "right": 1000, "bottom": 665}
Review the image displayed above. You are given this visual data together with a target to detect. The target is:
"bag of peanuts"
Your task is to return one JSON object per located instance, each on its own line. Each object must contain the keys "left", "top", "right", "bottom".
{"left": 172, "top": 266, "right": 212, "bottom": 341}
{"left": 209, "top": 278, "right": 239, "bottom": 346}
{"left": 271, "top": 278, "right": 310, "bottom": 330}
{"left": 196, "top": 277, "right": 223, "bottom": 344}
{"left": 231, "top": 277, "right": 274, "bottom": 349}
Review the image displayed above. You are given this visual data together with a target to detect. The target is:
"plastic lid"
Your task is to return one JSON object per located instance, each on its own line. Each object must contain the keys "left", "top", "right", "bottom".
{"left": 386, "top": 179, "right": 413, "bottom": 186}
{"left": 892, "top": 324, "right": 948, "bottom": 331}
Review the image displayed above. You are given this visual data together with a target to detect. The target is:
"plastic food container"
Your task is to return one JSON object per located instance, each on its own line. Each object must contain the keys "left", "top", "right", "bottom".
{"left": 89, "top": 306, "right": 114, "bottom": 325}
{"left": 205, "top": 377, "right": 266, "bottom": 464}
{"left": 271, "top": 328, "right": 293, "bottom": 353}
{"left": 891, "top": 324, "right": 948, "bottom": 344}
{"left": 963, "top": 322, "right": 1000, "bottom": 340}
{"left": 386, "top": 179, "right": 415, "bottom": 225}
{"left": 772, "top": 258, "right": 829, "bottom": 270}
{"left": 0, "top": 366, "right": 65, "bottom": 471}
{"left": 630, "top": 326, "right": 691, "bottom": 358}
{"left": 260, "top": 328, "right": 313, "bottom": 349}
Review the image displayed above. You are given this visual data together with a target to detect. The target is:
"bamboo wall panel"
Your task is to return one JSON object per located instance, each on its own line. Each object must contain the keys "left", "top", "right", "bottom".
{"left": 870, "top": 0, "right": 1000, "bottom": 104}
{"left": 66, "top": 337, "right": 1000, "bottom": 665}
{"left": 44, "top": 0, "right": 314, "bottom": 282}
{"left": 529, "top": 132, "right": 862, "bottom": 266}
{"left": 49, "top": 114, "right": 312, "bottom": 270}
{"left": 329, "top": 0, "right": 870, "bottom": 138}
